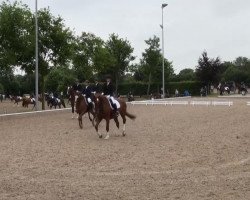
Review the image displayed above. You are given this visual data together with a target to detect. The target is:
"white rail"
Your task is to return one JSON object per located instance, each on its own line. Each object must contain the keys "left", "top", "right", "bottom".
{"left": 130, "top": 100, "right": 233, "bottom": 107}
{"left": 0, "top": 108, "right": 71, "bottom": 117}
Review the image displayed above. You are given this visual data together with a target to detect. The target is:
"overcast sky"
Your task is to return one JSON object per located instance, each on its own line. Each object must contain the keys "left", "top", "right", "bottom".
{"left": 6, "top": 0, "right": 250, "bottom": 73}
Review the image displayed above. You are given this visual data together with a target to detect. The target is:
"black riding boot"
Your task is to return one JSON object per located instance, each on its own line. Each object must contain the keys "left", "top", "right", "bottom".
{"left": 112, "top": 103, "right": 119, "bottom": 117}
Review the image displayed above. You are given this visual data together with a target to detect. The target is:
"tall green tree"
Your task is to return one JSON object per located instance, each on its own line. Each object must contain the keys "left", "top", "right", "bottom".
{"left": 139, "top": 35, "right": 173, "bottom": 95}
{"left": 72, "top": 32, "right": 104, "bottom": 81}
{"left": 105, "top": 33, "right": 134, "bottom": 93}
{"left": 196, "top": 51, "right": 222, "bottom": 90}
{"left": 0, "top": 1, "right": 33, "bottom": 79}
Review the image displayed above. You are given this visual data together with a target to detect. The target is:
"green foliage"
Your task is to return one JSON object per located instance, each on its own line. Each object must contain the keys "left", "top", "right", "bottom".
{"left": 72, "top": 32, "right": 104, "bottom": 81}
{"left": 45, "top": 67, "right": 75, "bottom": 93}
{"left": 105, "top": 33, "right": 135, "bottom": 92}
{"left": 137, "top": 35, "right": 174, "bottom": 95}
{"left": 176, "top": 68, "right": 196, "bottom": 81}
{"left": 166, "top": 81, "right": 202, "bottom": 96}
{"left": 0, "top": 0, "right": 33, "bottom": 70}
{"left": 117, "top": 81, "right": 201, "bottom": 96}
{"left": 195, "top": 51, "right": 222, "bottom": 84}
{"left": 0, "top": 83, "right": 4, "bottom": 93}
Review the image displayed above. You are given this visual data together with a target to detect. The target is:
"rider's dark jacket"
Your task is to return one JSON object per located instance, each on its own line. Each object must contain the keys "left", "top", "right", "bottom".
{"left": 72, "top": 83, "right": 82, "bottom": 91}
{"left": 83, "top": 85, "right": 92, "bottom": 98}
{"left": 103, "top": 82, "right": 114, "bottom": 96}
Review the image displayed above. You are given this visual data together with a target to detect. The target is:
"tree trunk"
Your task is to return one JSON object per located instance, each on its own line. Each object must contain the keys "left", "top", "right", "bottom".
{"left": 147, "top": 72, "right": 152, "bottom": 96}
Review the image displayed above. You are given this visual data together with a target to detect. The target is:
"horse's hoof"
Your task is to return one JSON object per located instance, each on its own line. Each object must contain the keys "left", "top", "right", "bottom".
{"left": 99, "top": 135, "right": 103, "bottom": 139}
{"left": 122, "top": 132, "right": 126, "bottom": 137}
{"left": 104, "top": 135, "right": 109, "bottom": 140}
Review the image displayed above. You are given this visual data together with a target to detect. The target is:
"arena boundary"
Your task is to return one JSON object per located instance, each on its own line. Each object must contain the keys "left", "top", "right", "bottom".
{"left": 129, "top": 100, "right": 233, "bottom": 106}
{"left": 0, "top": 107, "right": 71, "bottom": 118}
{"left": 247, "top": 102, "right": 250, "bottom": 106}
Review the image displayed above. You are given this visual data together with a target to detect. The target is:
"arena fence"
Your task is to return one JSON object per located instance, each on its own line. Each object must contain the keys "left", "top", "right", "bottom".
{"left": 129, "top": 100, "right": 233, "bottom": 106}
{"left": 0, "top": 108, "right": 71, "bottom": 118}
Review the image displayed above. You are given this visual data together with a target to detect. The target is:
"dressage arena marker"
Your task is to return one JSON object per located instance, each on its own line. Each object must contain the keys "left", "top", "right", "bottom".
{"left": 0, "top": 107, "right": 71, "bottom": 118}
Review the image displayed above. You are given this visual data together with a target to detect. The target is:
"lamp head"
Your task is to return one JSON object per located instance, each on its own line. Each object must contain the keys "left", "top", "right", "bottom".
{"left": 162, "top": 3, "right": 168, "bottom": 8}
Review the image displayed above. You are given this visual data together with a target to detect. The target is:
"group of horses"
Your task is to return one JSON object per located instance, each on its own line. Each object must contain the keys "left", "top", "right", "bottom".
{"left": 10, "top": 95, "right": 36, "bottom": 108}
{"left": 217, "top": 82, "right": 248, "bottom": 95}
{"left": 9, "top": 94, "right": 66, "bottom": 110}
{"left": 67, "top": 86, "right": 136, "bottom": 140}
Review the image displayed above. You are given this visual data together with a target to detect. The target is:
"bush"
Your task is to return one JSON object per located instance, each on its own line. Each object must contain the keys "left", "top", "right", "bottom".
{"left": 117, "top": 81, "right": 202, "bottom": 96}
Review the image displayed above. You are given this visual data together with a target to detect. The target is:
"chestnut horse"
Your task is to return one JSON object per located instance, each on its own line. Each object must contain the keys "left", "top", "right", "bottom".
{"left": 22, "top": 97, "right": 36, "bottom": 109}
{"left": 75, "top": 94, "right": 95, "bottom": 129}
{"left": 92, "top": 94, "right": 136, "bottom": 139}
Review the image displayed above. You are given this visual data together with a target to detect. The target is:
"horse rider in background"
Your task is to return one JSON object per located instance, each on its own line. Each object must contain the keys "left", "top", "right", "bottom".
{"left": 93, "top": 79, "right": 102, "bottom": 94}
{"left": 102, "top": 76, "right": 119, "bottom": 117}
{"left": 72, "top": 79, "right": 82, "bottom": 93}
{"left": 83, "top": 80, "right": 93, "bottom": 106}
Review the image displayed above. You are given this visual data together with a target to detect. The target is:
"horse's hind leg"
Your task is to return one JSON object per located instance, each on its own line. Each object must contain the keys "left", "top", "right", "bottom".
{"left": 114, "top": 117, "right": 120, "bottom": 129}
{"left": 113, "top": 117, "right": 120, "bottom": 137}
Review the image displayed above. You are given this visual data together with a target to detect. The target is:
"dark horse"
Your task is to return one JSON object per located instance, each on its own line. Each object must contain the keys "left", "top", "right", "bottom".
{"left": 10, "top": 95, "right": 22, "bottom": 106}
{"left": 92, "top": 94, "right": 136, "bottom": 139}
{"left": 75, "top": 94, "right": 95, "bottom": 129}
{"left": 67, "top": 86, "right": 78, "bottom": 118}
{"left": 46, "top": 96, "right": 66, "bottom": 109}
{"left": 22, "top": 97, "right": 36, "bottom": 109}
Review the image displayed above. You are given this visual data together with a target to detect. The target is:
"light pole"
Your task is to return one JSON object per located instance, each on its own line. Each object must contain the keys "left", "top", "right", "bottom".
{"left": 160, "top": 3, "right": 168, "bottom": 98}
{"left": 35, "top": 0, "right": 39, "bottom": 110}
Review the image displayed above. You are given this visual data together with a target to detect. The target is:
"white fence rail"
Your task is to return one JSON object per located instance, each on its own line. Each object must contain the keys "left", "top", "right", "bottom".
{"left": 130, "top": 100, "right": 233, "bottom": 107}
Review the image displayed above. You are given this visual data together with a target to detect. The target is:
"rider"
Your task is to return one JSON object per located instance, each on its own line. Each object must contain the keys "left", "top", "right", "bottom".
{"left": 72, "top": 79, "right": 82, "bottom": 92}
{"left": 83, "top": 80, "right": 93, "bottom": 106}
{"left": 93, "top": 79, "right": 102, "bottom": 94}
{"left": 102, "top": 76, "right": 119, "bottom": 117}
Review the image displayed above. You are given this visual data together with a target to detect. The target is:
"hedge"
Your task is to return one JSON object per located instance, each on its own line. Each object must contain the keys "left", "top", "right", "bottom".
{"left": 118, "top": 81, "right": 202, "bottom": 96}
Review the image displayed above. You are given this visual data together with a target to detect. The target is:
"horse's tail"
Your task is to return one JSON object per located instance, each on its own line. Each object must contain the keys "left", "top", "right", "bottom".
{"left": 125, "top": 111, "right": 136, "bottom": 120}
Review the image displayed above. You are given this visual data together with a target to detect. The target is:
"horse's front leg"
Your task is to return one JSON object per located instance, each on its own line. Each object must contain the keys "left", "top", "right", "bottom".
{"left": 104, "top": 118, "right": 110, "bottom": 140}
{"left": 78, "top": 113, "right": 83, "bottom": 129}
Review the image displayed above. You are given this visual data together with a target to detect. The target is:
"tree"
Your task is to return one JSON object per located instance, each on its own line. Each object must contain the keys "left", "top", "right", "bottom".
{"left": 139, "top": 35, "right": 173, "bottom": 95}
{"left": 105, "top": 33, "right": 134, "bottom": 93}
{"left": 72, "top": 32, "right": 104, "bottom": 82}
{"left": 177, "top": 68, "right": 196, "bottom": 81}
{"left": 195, "top": 51, "right": 222, "bottom": 90}
{"left": 45, "top": 67, "right": 75, "bottom": 94}
{"left": 0, "top": 1, "right": 33, "bottom": 74}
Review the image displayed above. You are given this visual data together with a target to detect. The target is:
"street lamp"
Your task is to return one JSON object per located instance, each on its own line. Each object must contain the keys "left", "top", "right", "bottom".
{"left": 35, "top": 0, "right": 39, "bottom": 110}
{"left": 160, "top": 3, "right": 168, "bottom": 98}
